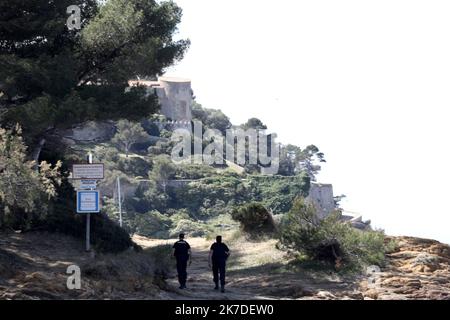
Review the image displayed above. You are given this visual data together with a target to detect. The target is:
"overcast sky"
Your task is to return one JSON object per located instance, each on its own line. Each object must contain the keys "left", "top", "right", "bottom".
{"left": 165, "top": 0, "right": 450, "bottom": 244}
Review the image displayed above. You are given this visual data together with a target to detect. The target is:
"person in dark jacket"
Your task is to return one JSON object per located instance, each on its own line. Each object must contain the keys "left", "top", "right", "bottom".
{"left": 173, "top": 233, "right": 191, "bottom": 289}
{"left": 208, "top": 235, "right": 230, "bottom": 293}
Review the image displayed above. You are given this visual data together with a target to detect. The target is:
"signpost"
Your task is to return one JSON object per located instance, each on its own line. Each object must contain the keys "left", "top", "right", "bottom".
{"left": 77, "top": 190, "right": 100, "bottom": 213}
{"left": 72, "top": 164, "right": 104, "bottom": 180}
{"left": 117, "top": 177, "right": 123, "bottom": 228}
{"left": 72, "top": 154, "right": 103, "bottom": 252}
{"left": 78, "top": 180, "right": 97, "bottom": 190}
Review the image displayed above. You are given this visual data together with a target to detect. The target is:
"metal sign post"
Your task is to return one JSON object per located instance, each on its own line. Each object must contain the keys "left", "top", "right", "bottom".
{"left": 86, "top": 154, "right": 92, "bottom": 252}
{"left": 117, "top": 177, "right": 123, "bottom": 228}
{"left": 71, "top": 153, "right": 104, "bottom": 253}
{"left": 86, "top": 212, "right": 90, "bottom": 252}
{"left": 86, "top": 152, "right": 93, "bottom": 252}
{"left": 76, "top": 190, "right": 100, "bottom": 252}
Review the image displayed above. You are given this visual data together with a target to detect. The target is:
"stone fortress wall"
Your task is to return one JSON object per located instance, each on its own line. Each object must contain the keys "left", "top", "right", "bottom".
{"left": 129, "top": 76, "right": 193, "bottom": 121}
{"left": 307, "top": 183, "right": 335, "bottom": 219}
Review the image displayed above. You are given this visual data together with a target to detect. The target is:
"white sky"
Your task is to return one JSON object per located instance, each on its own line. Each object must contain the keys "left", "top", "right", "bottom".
{"left": 165, "top": 0, "right": 450, "bottom": 244}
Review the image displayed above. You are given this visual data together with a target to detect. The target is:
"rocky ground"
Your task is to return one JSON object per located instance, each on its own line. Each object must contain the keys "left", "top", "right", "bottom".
{"left": 360, "top": 236, "right": 450, "bottom": 300}
{"left": 0, "top": 232, "right": 449, "bottom": 300}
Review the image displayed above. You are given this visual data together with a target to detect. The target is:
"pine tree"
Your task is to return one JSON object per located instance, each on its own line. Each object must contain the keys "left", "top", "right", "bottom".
{"left": 0, "top": 125, "right": 61, "bottom": 228}
{"left": 0, "top": 0, "right": 189, "bottom": 155}
{"left": 112, "top": 120, "right": 149, "bottom": 157}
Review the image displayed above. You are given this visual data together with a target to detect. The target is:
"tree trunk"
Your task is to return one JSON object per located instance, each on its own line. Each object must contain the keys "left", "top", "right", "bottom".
{"left": 32, "top": 138, "right": 46, "bottom": 170}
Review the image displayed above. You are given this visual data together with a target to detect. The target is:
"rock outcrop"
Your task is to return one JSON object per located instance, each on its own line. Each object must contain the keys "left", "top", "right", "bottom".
{"left": 360, "top": 236, "right": 450, "bottom": 300}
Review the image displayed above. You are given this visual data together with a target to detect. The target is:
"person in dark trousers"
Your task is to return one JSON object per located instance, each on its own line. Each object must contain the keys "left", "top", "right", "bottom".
{"left": 208, "top": 235, "right": 230, "bottom": 293}
{"left": 173, "top": 233, "right": 191, "bottom": 289}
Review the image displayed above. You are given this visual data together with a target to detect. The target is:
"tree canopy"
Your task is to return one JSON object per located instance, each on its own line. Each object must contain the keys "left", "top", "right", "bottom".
{"left": 0, "top": 125, "right": 61, "bottom": 228}
{"left": 278, "top": 144, "right": 326, "bottom": 179}
{"left": 240, "top": 117, "right": 267, "bottom": 130}
{"left": 192, "top": 102, "right": 232, "bottom": 135}
{"left": 112, "top": 120, "right": 149, "bottom": 157}
{"left": 0, "top": 0, "right": 189, "bottom": 148}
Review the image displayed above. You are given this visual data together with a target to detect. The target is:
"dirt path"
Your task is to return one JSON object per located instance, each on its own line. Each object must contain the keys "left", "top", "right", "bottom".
{"left": 0, "top": 232, "right": 363, "bottom": 300}
{"left": 2, "top": 232, "right": 448, "bottom": 300}
{"left": 134, "top": 236, "right": 271, "bottom": 299}
{"left": 133, "top": 236, "right": 361, "bottom": 300}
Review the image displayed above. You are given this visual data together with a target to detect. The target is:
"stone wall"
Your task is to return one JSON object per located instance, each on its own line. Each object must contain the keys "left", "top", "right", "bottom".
{"left": 129, "top": 77, "right": 193, "bottom": 121}
{"left": 155, "top": 77, "right": 193, "bottom": 121}
{"left": 307, "top": 182, "right": 335, "bottom": 219}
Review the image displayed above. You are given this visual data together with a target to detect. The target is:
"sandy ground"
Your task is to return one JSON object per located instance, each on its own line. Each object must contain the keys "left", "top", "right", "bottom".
{"left": 3, "top": 232, "right": 447, "bottom": 300}
{"left": 133, "top": 235, "right": 361, "bottom": 300}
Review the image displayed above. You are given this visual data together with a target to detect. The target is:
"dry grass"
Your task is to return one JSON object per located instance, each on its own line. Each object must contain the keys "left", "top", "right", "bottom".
{"left": 0, "top": 232, "right": 175, "bottom": 299}
{"left": 227, "top": 238, "right": 289, "bottom": 272}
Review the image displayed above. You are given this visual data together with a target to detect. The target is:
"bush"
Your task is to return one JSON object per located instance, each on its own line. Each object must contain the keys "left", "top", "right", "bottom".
{"left": 133, "top": 211, "right": 172, "bottom": 238}
{"left": 167, "top": 209, "right": 191, "bottom": 223}
{"left": 141, "top": 119, "right": 161, "bottom": 137}
{"left": 35, "top": 179, "right": 134, "bottom": 253}
{"left": 173, "top": 174, "right": 255, "bottom": 219}
{"left": 117, "top": 157, "right": 151, "bottom": 177}
{"left": 280, "top": 197, "right": 387, "bottom": 269}
{"left": 231, "top": 202, "right": 276, "bottom": 235}
{"left": 0, "top": 125, "right": 62, "bottom": 229}
{"left": 169, "top": 219, "right": 212, "bottom": 238}
{"left": 250, "top": 173, "right": 310, "bottom": 213}
{"left": 82, "top": 244, "right": 173, "bottom": 293}
{"left": 175, "top": 164, "right": 215, "bottom": 180}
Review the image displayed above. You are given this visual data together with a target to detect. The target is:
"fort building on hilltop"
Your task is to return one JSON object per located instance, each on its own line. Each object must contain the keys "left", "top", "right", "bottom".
{"left": 307, "top": 182, "right": 335, "bottom": 219}
{"left": 129, "top": 77, "right": 193, "bottom": 121}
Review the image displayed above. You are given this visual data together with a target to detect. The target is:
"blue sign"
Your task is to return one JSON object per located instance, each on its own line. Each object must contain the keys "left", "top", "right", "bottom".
{"left": 77, "top": 190, "right": 100, "bottom": 213}
{"left": 78, "top": 179, "right": 97, "bottom": 190}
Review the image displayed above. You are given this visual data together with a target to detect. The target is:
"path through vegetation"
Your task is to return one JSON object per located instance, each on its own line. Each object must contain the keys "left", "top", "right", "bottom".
{"left": 134, "top": 236, "right": 360, "bottom": 300}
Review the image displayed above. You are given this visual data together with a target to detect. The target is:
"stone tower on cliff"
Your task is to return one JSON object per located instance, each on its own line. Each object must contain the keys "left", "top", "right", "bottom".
{"left": 129, "top": 76, "right": 193, "bottom": 121}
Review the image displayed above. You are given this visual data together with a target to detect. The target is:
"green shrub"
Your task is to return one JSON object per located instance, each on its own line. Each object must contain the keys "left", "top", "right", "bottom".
{"left": 280, "top": 197, "right": 388, "bottom": 269}
{"left": 133, "top": 211, "right": 172, "bottom": 238}
{"left": 175, "top": 164, "right": 215, "bottom": 180}
{"left": 90, "top": 213, "right": 137, "bottom": 253}
{"left": 117, "top": 157, "right": 151, "bottom": 177}
{"left": 231, "top": 202, "right": 276, "bottom": 235}
{"left": 167, "top": 209, "right": 191, "bottom": 224}
{"left": 82, "top": 244, "right": 173, "bottom": 291}
{"left": 250, "top": 173, "right": 310, "bottom": 213}
{"left": 0, "top": 125, "right": 62, "bottom": 229}
{"left": 36, "top": 179, "right": 134, "bottom": 253}
{"left": 169, "top": 219, "right": 212, "bottom": 238}
{"left": 144, "top": 244, "right": 174, "bottom": 278}
{"left": 170, "top": 173, "right": 258, "bottom": 219}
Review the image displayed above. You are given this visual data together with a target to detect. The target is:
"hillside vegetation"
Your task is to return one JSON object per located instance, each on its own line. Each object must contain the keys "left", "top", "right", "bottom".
{"left": 0, "top": 0, "right": 398, "bottom": 299}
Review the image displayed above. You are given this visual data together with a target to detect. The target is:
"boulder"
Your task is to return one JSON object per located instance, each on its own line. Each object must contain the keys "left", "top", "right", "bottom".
{"left": 58, "top": 121, "right": 116, "bottom": 143}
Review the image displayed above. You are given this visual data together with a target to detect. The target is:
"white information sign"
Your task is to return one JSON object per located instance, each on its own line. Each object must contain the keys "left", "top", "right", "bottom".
{"left": 72, "top": 164, "right": 104, "bottom": 180}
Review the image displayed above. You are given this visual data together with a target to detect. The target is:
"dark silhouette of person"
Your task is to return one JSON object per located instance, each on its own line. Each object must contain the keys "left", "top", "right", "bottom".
{"left": 173, "top": 233, "right": 191, "bottom": 289}
{"left": 208, "top": 235, "right": 230, "bottom": 293}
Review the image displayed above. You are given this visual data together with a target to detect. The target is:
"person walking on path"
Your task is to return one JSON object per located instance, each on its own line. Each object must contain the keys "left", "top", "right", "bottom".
{"left": 173, "top": 233, "right": 191, "bottom": 289}
{"left": 208, "top": 235, "right": 230, "bottom": 293}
